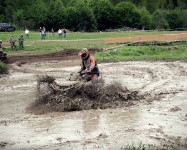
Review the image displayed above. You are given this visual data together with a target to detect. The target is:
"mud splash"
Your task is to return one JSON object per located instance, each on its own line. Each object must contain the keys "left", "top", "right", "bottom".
{"left": 27, "top": 76, "right": 143, "bottom": 114}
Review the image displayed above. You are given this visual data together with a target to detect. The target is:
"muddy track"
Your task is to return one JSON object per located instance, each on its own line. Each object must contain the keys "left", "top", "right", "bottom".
{"left": 1, "top": 42, "right": 187, "bottom": 149}
{"left": 7, "top": 48, "right": 102, "bottom": 64}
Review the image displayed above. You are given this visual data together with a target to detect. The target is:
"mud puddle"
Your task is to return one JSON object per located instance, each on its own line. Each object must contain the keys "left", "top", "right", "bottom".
{"left": 0, "top": 60, "right": 187, "bottom": 149}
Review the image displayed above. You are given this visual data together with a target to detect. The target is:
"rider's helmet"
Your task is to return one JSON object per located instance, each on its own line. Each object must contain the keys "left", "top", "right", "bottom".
{"left": 79, "top": 48, "right": 89, "bottom": 59}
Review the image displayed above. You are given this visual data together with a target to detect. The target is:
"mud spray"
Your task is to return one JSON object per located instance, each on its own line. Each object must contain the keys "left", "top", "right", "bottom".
{"left": 27, "top": 76, "right": 143, "bottom": 114}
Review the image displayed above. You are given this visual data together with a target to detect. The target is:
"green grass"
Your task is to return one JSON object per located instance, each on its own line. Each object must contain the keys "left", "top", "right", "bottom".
{"left": 0, "top": 30, "right": 186, "bottom": 42}
{"left": 0, "top": 30, "right": 187, "bottom": 60}
{"left": 95, "top": 43, "right": 187, "bottom": 62}
{"left": 0, "top": 62, "right": 8, "bottom": 74}
{"left": 2, "top": 39, "right": 104, "bottom": 56}
{"left": 121, "top": 142, "right": 178, "bottom": 150}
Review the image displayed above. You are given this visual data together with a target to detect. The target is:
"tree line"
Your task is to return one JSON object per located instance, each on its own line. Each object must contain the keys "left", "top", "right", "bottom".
{"left": 0, "top": 0, "right": 186, "bottom": 32}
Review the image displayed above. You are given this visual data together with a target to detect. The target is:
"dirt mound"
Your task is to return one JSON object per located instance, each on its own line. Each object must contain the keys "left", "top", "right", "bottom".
{"left": 7, "top": 48, "right": 102, "bottom": 64}
{"left": 27, "top": 76, "right": 143, "bottom": 114}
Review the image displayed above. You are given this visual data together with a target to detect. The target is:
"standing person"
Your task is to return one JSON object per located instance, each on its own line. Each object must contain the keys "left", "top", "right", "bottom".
{"left": 41, "top": 29, "right": 45, "bottom": 40}
{"left": 78, "top": 48, "right": 99, "bottom": 81}
{"left": 63, "top": 29, "right": 66, "bottom": 38}
{"left": 9, "top": 35, "right": 17, "bottom": 51}
{"left": 51, "top": 28, "right": 55, "bottom": 37}
{"left": 58, "top": 29, "right": 62, "bottom": 38}
{"left": 25, "top": 28, "right": 29, "bottom": 39}
{"left": 18, "top": 34, "right": 24, "bottom": 50}
{"left": 43, "top": 26, "right": 46, "bottom": 36}
{"left": 39, "top": 27, "right": 42, "bottom": 37}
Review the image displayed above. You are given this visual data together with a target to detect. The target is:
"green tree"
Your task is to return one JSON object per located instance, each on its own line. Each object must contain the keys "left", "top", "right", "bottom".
{"left": 157, "top": 0, "right": 167, "bottom": 9}
{"left": 66, "top": 0, "right": 97, "bottom": 31}
{"left": 115, "top": 1, "right": 141, "bottom": 29}
{"left": 152, "top": 9, "right": 169, "bottom": 29}
{"left": 0, "top": 0, "right": 6, "bottom": 22}
{"left": 139, "top": 7, "right": 152, "bottom": 29}
{"left": 13, "top": 9, "right": 26, "bottom": 28}
{"left": 181, "top": 9, "right": 187, "bottom": 27}
{"left": 89, "top": 0, "right": 116, "bottom": 30}
{"left": 145, "top": 0, "right": 158, "bottom": 14}
{"left": 26, "top": 0, "right": 47, "bottom": 29}
{"left": 178, "top": 0, "right": 187, "bottom": 9}
{"left": 166, "top": 9, "right": 183, "bottom": 28}
{"left": 46, "top": 0, "right": 66, "bottom": 31}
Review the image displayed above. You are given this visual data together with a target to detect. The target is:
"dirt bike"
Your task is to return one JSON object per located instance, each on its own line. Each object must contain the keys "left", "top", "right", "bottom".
{"left": 0, "top": 51, "right": 8, "bottom": 63}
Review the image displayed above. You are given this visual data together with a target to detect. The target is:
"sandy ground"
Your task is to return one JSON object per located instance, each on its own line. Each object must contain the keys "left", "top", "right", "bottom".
{"left": 0, "top": 58, "right": 187, "bottom": 149}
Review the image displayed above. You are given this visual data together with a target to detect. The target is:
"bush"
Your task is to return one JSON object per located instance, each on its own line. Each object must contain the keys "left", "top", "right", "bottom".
{"left": 0, "top": 62, "right": 8, "bottom": 74}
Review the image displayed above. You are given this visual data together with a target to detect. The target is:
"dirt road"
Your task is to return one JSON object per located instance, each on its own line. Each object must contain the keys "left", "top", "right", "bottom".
{"left": 0, "top": 54, "right": 187, "bottom": 149}
{"left": 105, "top": 32, "right": 187, "bottom": 43}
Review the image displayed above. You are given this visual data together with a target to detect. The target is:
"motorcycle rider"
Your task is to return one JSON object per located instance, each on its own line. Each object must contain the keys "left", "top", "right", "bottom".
{"left": 79, "top": 48, "right": 99, "bottom": 81}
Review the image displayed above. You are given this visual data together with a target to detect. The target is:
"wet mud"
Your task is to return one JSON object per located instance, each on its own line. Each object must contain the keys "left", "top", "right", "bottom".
{"left": 27, "top": 76, "right": 143, "bottom": 114}
{"left": 7, "top": 48, "right": 102, "bottom": 64}
{"left": 0, "top": 56, "right": 187, "bottom": 149}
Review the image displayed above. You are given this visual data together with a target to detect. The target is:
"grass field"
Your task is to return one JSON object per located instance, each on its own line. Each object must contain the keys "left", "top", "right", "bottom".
{"left": 0, "top": 30, "right": 186, "bottom": 42}
{"left": 0, "top": 30, "right": 187, "bottom": 61}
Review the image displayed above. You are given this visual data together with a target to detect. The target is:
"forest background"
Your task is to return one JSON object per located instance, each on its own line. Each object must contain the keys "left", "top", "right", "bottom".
{"left": 0, "top": 0, "right": 186, "bottom": 32}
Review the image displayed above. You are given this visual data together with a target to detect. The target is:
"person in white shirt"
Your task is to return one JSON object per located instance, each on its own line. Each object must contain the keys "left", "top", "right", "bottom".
{"left": 25, "top": 28, "right": 29, "bottom": 39}
{"left": 58, "top": 29, "right": 62, "bottom": 38}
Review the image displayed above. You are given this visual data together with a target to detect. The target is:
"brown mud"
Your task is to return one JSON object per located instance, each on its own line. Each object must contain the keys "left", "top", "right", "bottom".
{"left": 27, "top": 76, "right": 143, "bottom": 114}
{"left": 0, "top": 46, "right": 187, "bottom": 149}
{"left": 7, "top": 48, "right": 102, "bottom": 64}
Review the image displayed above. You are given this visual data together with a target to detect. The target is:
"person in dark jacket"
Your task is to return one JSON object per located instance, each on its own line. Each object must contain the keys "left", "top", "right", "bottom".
{"left": 9, "top": 35, "right": 17, "bottom": 51}
{"left": 18, "top": 34, "right": 24, "bottom": 50}
{"left": 63, "top": 29, "right": 66, "bottom": 38}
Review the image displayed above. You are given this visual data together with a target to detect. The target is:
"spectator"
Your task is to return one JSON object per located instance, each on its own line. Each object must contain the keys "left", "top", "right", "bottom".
{"left": 25, "top": 28, "right": 29, "bottom": 39}
{"left": 9, "top": 35, "right": 17, "bottom": 51}
{"left": 43, "top": 26, "right": 46, "bottom": 36}
{"left": 63, "top": 29, "right": 66, "bottom": 38}
{"left": 58, "top": 29, "right": 62, "bottom": 38}
{"left": 51, "top": 28, "right": 55, "bottom": 37}
{"left": 41, "top": 29, "right": 45, "bottom": 40}
{"left": 18, "top": 34, "right": 24, "bottom": 50}
{"left": 39, "top": 27, "right": 42, "bottom": 36}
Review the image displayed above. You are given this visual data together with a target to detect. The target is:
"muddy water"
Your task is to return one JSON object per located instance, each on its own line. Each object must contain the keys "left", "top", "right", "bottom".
{"left": 0, "top": 61, "right": 187, "bottom": 150}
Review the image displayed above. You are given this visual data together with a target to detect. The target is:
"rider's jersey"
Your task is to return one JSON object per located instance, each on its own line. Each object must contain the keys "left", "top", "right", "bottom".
{"left": 81, "top": 55, "right": 99, "bottom": 76}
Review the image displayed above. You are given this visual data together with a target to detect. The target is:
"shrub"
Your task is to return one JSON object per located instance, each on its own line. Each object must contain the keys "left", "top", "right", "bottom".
{"left": 0, "top": 62, "right": 8, "bottom": 74}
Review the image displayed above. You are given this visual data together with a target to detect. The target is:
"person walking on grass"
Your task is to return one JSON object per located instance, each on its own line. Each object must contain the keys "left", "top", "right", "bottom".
{"left": 39, "top": 27, "right": 42, "bottom": 37}
{"left": 9, "top": 35, "right": 17, "bottom": 51}
{"left": 63, "top": 29, "right": 66, "bottom": 38}
{"left": 43, "top": 26, "right": 46, "bottom": 37}
{"left": 58, "top": 29, "right": 62, "bottom": 38}
{"left": 18, "top": 34, "right": 24, "bottom": 50}
{"left": 51, "top": 28, "right": 55, "bottom": 37}
{"left": 25, "top": 28, "right": 29, "bottom": 39}
{"left": 41, "top": 29, "right": 45, "bottom": 40}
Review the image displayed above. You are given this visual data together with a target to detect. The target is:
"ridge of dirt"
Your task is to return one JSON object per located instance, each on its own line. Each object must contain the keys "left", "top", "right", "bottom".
{"left": 7, "top": 48, "right": 102, "bottom": 64}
